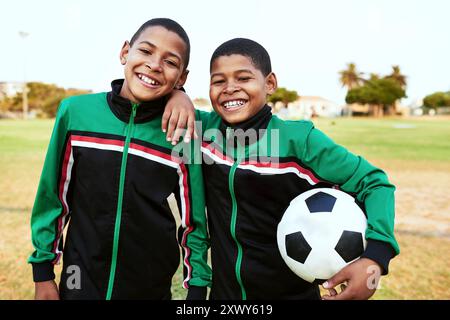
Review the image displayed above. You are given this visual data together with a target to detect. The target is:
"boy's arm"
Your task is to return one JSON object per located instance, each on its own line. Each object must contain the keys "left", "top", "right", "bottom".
{"left": 301, "top": 125, "right": 398, "bottom": 299}
{"left": 176, "top": 140, "right": 211, "bottom": 299}
{"left": 301, "top": 126, "right": 399, "bottom": 272}
{"left": 28, "top": 100, "right": 71, "bottom": 284}
{"left": 162, "top": 90, "right": 212, "bottom": 145}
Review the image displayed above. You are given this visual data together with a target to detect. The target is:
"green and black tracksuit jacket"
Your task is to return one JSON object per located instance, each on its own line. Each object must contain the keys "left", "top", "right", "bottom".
{"left": 199, "top": 106, "right": 399, "bottom": 300}
{"left": 28, "top": 80, "right": 211, "bottom": 299}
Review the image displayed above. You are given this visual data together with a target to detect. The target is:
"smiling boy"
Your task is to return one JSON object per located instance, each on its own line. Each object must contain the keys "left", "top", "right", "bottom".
{"left": 29, "top": 18, "right": 211, "bottom": 300}
{"left": 200, "top": 38, "right": 399, "bottom": 300}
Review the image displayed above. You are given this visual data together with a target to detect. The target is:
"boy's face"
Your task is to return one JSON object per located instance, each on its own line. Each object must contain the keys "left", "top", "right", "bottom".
{"left": 120, "top": 26, "right": 188, "bottom": 103}
{"left": 209, "top": 54, "right": 277, "bottom": 124}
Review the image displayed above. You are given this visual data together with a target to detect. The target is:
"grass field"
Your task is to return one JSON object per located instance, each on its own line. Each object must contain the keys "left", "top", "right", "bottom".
{"left": 0, "top": 116, "right": 449, "bottom": 300}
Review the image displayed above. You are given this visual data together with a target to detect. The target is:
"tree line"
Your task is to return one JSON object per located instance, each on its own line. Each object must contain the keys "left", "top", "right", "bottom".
{"left": 0, "top": 82, "right": 91, "bottom": 118}
{"left": 1, "top": 73, "right": 447, "bottom": 119}
{"left": 423, "top": 91, "right": 450, "bottom": 109}
{"left": 339, "top": 63, "right": 407, "bottom": 116}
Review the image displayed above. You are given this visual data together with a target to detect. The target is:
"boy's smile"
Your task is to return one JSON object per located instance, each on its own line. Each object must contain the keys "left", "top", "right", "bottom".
{"left": 210, "top": 54, "right": 276, "bottom": 124}
{"left": 221, "top": 99, "right": 247, "bottom": 112}
{"left": 120, "top": 26, "right": 188, "bottom": 103}
{"left": 137, "top": 73, "right": 162, "bottom": 88}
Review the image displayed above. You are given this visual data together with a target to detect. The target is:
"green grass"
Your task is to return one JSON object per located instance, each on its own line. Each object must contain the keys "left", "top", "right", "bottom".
{"left": 0, "top": 120, "right": 53, "bottom": 212}
{"left": 311, "top": 117, "right": 450, "bottom": 163}
{"left": 1, "top": 117, "right": 449, "bottom": 300}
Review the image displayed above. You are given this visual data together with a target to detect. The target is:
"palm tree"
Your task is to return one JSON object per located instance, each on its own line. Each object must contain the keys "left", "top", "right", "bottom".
{"left": 368, "top": 73, "right": 380, "bottom": 81}
{"left": 385, "top": 65, "right": 407, "bottom": 115}
{"left": 339, "top": 63, "right": 364, "bottom": 91}
{"left": 386, "top": 65, "right": 407, "bottom": 88}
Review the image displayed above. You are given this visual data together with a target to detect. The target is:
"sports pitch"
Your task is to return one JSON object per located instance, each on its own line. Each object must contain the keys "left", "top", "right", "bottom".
{"left": 0, "top": 116, "right": 449, "bottom": 299}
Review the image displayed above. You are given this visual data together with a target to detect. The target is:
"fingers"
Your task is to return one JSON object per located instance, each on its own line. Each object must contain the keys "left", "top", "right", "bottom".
{"left": 161, "top": 108, "right": 171, "bottom": 133}
{"left": 171, "top": 113, "right": 188, "bottom": 145}
{"left": 163, "top": 108, "right": 198, "bottom": 144}
{"left": 328, "top": 288, "right": 338, "bottom": 296}
{"left": 321, "top": 283, "right": 346, "bottom": 299}
{"left": 321, "top": 286, "right": 336, "bottom": 299}
{"left": 193, "top": 127, "right": 199, "bottom": 140}
{"left": 166, "top": 110, "right": 180, "bottom": 143}
{"left": 321, "top": 269, "right": 351, "bottom": 300}
{"left": 323, "top": 268, "right": 348, "bottom": 291}
{"left": 322, "top": 284, "right": 353, "bottom": 300}
{"left": 183, "top": 114, "right": 195, "bottom": 143}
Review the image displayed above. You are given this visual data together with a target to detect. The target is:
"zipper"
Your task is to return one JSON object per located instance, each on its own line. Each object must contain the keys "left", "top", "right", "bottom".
{"left": 106, "top": 103, "right": 138, "bottom": 300}
{"left": 228, "top": 150, "right": 247, "bottom": 300}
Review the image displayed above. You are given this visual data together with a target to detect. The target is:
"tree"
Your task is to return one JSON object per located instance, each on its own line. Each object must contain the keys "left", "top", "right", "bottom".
{"left": 346, "top": 78, "right": 406, "bottom": 117}
{"left": 339, "top": 63, "right": 364, "bottom": 91}
{"left": 268, "top": 87, "right": 299, "bottom": 108}
{"left": 423, "top": 91, "right": 450, "bottom": 108}
{"left": 9, "top": 82, "right": 64, "bottom": 113}
{"left": 342, "top": 64, "right": 408, "bottom": 116}
{"left": 0, "top": 96, "right": 12, "bottom": 113}
{"left": 368, "top": 73, "right": 381, "bottom": 81}
{"left": 384, "top": 65, "right": 407, "bottom": 114}
{"left": 386, "top": 65, "right": 407, "bottom": 88}
{"left": 6, "top": 82, "right": 91, "bottom": 117}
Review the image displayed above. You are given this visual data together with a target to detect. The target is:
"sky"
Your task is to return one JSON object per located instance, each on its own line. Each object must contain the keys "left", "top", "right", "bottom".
{"left": 1, "top": 0, "right": 449, "bottom": 106}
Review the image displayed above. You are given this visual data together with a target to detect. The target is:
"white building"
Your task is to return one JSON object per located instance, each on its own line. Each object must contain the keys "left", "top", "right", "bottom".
{"left": 407, "top": 98, "right": 424, "bottom": 116}
{"left": 274, "top": 96, "right": 342, "bottom": 120}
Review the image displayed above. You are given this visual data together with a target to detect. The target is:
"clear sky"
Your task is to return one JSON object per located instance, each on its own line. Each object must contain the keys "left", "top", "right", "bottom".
{"left": 1, "top": 0, "right": 449, "bottom": 105}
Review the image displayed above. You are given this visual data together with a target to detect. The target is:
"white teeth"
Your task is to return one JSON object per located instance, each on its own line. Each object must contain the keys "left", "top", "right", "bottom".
{"left": 223, "top": 100, "right": 245, "bottom": 108}
{"left": 138, "top": 74, "right": 159, "bottom": 85}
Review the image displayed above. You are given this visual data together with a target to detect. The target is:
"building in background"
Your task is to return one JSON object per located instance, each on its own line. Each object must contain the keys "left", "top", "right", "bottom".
{"left": 273, "top": 96, "right": 342, "bottom": 120}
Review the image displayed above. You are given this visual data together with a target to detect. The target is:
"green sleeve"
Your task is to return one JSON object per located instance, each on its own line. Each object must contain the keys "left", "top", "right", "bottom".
{"left": 195, "top": 109, "right": 211, "bottom": 132}
{"left": 28, "top": 99, "right": 71, "bottom": 281}
{"left": 301, "top": 126, "right": 400, "bottom": 257}
{"left": 178, "top": 140, "right": 211, "bottom": 289}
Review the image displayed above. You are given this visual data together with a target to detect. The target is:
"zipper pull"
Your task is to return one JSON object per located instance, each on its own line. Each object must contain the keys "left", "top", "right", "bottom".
{"left": 131, "top": 103, "right": 138, "bottom": 120}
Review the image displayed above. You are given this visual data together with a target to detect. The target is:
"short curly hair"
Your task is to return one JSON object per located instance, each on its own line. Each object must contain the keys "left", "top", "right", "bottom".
{"left": 210, "top": 38, "right": 272, "bottom": 76}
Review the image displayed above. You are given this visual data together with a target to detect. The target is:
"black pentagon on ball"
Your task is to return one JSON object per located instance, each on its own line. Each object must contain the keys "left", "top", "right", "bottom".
{"left": 334, "top": 230, "right": 364, "bottom": 263}
{"left": 286, "top": 231, "right": 312, "bottom": 264}
{"left": 305, "top": 191, "right": 337, "bottom": 213}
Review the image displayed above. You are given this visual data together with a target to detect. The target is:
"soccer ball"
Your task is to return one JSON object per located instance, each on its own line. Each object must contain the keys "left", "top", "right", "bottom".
{"left": 277, "top": 188, "right": 367, "bottom": 284}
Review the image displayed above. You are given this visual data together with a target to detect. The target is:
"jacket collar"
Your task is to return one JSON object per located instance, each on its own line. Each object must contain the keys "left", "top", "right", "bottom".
{"left": 218, "top": 104, "right": 273, "bottom": 146}
{"left": 106, "top": 79, "right": 167, "bottom": 123}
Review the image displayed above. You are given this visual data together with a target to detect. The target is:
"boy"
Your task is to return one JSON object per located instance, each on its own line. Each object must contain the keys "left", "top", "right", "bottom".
{"left": 28, "top": 18, "right": 211, "bottom": 300}
{"left": 200, "top": 38, "right": 399, "bottom": 300}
